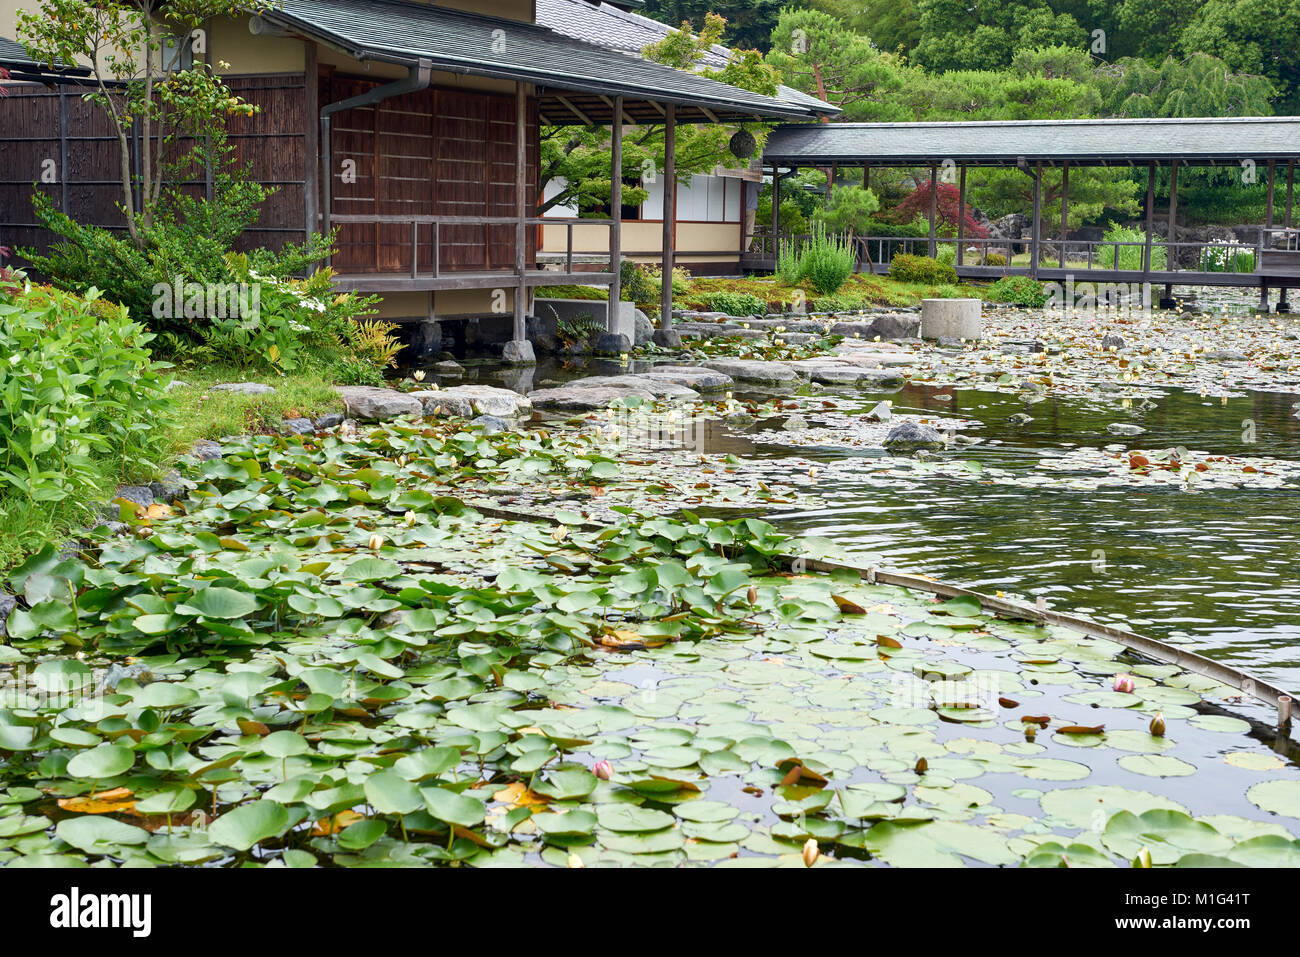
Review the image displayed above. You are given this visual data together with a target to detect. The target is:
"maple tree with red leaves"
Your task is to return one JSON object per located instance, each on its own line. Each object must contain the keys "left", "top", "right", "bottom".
{"left": 886, "top": 181, "right": 988, "bottom": 239}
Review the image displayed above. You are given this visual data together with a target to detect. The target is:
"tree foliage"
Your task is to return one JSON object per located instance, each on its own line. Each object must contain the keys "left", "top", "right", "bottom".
{"left": 17, "top": 0, "right": 267, "bottom": 249}
{"left": 538, "top": 13, "right": 779, "bottom": 217}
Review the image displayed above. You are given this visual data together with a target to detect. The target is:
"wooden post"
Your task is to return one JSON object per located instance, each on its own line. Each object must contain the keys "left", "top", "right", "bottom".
{"left": 772, "top": 168, "right": 782, "bottom": 253}
{"left": 1059, "top": 162, "right": 1069, "bottom": 269}
{"left": 304, "top": 43, "right": 319, "bottom": 238}
{"left": 1266, "top": 160, "right": 1276, "bottom": 232}
{"left": 513, "top": 82, "right": 528, "bottom": 343}
{"left": 661, "top": 103, "right": 676, "bottom": 329}
{"left": 1142, "top": 163, "right": 1155, "bottom": 277}
{"left": 1287, "top": 160, "right": 1295, "bottom": 230}
{"left": 863, "top": 166, "right": 869, "bottom": 190}
{"left": 1167, "top": 160, "right": 1179, "bottom": 269}
{"left": 58, "top": 88, "right": 69, "bottom": 214}
{"left": 927, "top": 164, "right": 938, "bottom": 258}
{"left": 608, "top": 95, "right": 623, "bottom": 330}
{"left": 956, "top": 165, "right": 966, "bottom": 267}
{"left": 1030, "top": 163, "right": 1042, "bottom": 278}
{"left": 1282, "top": 161, "right": 1294, "bottom": 312}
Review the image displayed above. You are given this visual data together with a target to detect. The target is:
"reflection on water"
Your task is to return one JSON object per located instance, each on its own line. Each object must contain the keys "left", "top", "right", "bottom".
{"left": 766, "top": 384, "right": 1300, "bottom": 687}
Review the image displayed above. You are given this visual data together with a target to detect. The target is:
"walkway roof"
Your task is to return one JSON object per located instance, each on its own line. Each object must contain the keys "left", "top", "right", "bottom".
{"left": 264, "top": 0, "right": 838, "bottom": 124}
{"left": 764, "top": 117, "right": 1300, "bottom": 168}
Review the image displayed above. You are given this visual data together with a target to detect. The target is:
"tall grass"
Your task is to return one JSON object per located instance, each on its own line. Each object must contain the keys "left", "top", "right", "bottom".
{"left": 1098, "top": 223, "right": 1166, "bottom": 271}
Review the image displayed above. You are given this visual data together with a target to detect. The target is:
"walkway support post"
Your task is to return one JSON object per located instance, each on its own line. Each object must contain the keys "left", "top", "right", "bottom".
{"left": 608, "top": 95, "right": 623, "bottom": 328}
{"left": 927, "top": 164, "right": 938, "bottom": 258}
{"left": 1142, "top": 163, "right": 1155, "bottom": 286}
{"left": 1059, "top": 162, "right": 1069, "bottom": 269}
{"left": 956, "top": 165, "right": 967, "bottom": 267}
{"left": 1029, "top": 163, "right": 1042, "bottom": 279}
{"left": 1161, "top": 160, "right": 1179, "bottom": 309}
{"left": 661, "top": 102, "right": 676, "bottom": 328}
{"left": 771, "top": 166, "right": 781, "bottom": 255}
{"left": 1282, "top": 161, "right": 1295, "bottom": 313}
{"left": 1260, "top": 160, "right": 1276, "bottom": 313}
{"left": 514, "top": 81, "right": 528, "bottom": 343}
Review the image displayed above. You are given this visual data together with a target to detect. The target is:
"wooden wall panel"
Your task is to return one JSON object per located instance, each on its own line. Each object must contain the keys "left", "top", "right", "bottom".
{"left": 322, "top": 76, "right": 539, "bottom": 276}
{"left": 0, "top": 74, "right": 309, "bottom": 262}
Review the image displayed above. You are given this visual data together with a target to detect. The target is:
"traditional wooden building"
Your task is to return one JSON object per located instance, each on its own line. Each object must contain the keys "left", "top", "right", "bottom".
{"left": 0, "top": 0, "right": 830, "bottom": 351}
{"left": 535, "top": 0, "right": 833, "bottom": 275}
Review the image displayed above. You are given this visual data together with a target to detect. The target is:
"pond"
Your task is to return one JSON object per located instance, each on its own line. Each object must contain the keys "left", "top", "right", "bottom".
{"left": 447, "top": 356, "right": 1300, "bottom": 690}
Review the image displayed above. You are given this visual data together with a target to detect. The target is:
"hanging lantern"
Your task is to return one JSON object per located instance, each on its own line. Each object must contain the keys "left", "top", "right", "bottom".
{"left": 729, "top": 129, "right": 756, "bottom": 160}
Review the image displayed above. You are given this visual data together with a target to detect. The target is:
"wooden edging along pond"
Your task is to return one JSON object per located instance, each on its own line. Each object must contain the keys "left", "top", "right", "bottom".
{"left": 456, "top": 501, "right": 1298, "bottom": 740}
{"left": 791, "top": 556, "right": 1299, "bottom": 735}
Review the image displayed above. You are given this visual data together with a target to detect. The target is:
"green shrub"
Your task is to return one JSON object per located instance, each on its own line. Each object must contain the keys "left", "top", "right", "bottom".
{"left": 620, "top": 259, "right": 656, "bottom": 303}
{"left": 813, "top": 291, "right": 874, "bottom": 313}
{"left": 936, "top": 244, "right": 957, "bottom": 266}
{"left": 1097, "top": 222, "right": 1166, "bottom": 272}
{"left": 889, "top": 254, "right": 958, "bottom": 285}
{"left": 800, "top": 223, "right": 857, "bottom": 295}
{"left": 26, "top": 193, "right": 386, "bottom": 379}
{"left": 0, "top": 279, "right": 172, "bottom": 504}
{"left": 986, "top": 275, "right": 1049, "bottom": 307}
{"left": 536, "top": 285, "right": 608, "bottom": 301}
{"left": 700, "top": 291, "right": 766, "bottom": 317}
{"left": 984, "top": 252, "right": 1007, "bottom": 267}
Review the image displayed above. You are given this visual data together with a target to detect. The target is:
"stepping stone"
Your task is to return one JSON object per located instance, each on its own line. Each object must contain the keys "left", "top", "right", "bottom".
{"left": 640, "top": 366, "right": 734, "bottom": 391}
{"left": 413, "top": 385, "right": 533, "bottom": 419}
{"left": 211, "top": 382, "right": 275, "bottom": 396}
{"left": 559, "top": 374, "right": 699, "bottom": 401}
{"left": 335, "top": 386, "right": 423, "bottom": 421}
{"left": 528, "top": 384, "right": 657, "bottom": 411}
{"left": 700, "top": 359, "right": 800, "bottom": 385}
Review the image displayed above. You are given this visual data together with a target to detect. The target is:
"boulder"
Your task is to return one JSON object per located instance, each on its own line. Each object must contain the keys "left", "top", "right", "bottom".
{"left": 211, "top": 382, "right": 275, "bottom": 396}
{"left": 313, "top": 412, "right": 345, "bottom": 430}
{"left": 0, "top": 593, "right": 15, "bottom": 638}
{"left": 283, "top": 417, "right": 315, "bottom": 435}
{"left": 1101, "top": 333, "right": 1126, "bottom": 350}
{"left": 414, "top": 385, "right": 533, "bottom": 419}
{"left": 191, "top": 439, "right": 223, "bottom": 461}
{"left": 503, "top": 339, "right": 537, "bottom": 365}
{"left": 865, "top": 314, "right": 922, "bottom": 340}
{"left": 633, "top": 309, "right": 655, "bottom": 346}
{"left": 469, "top": 414, "right": 512, "bottom": 433}
{"left": 700, "top": 359, "right": 799, "bottom": 386}
{"left": 883, "top": 422, "right": 946, "bottom": 452}
{"left": 336, "top": 386, "right": 423, "bottom": 421}
{"left": 595, "top": 332, "right": 633, "bottom": 355}
{"left": 653, "top": 328, "right": 684, "bottom": 349}
{"left": 434, "top": 360, "right": 464, "bottom": 376}
{"left": 149, "top": 472, "right": 190, "bottom": 504}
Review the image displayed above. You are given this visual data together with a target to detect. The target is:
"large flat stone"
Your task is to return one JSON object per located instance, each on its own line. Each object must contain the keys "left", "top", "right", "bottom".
{"left": 700, "top": 359, "right": 800, "bottom": 385}
{"left": 211, "top": 382, "right": 275, "bottom": 396}
{"left": 639, "top": 366, "right": 734, "bottom": 391}
{"left": 336, "top": 386, "right": 423, "bottom": 421}
{"left": 786, "top": 360, "right": 907, "bottom": 387}
{"left": 413, "top": 385, "right": 533, "bottom": 419}
{"left": 528, "top": 383, "right": 657, "bottom": 410}
{"left": 552, "top": 374, "right": 699, "bottom": 400}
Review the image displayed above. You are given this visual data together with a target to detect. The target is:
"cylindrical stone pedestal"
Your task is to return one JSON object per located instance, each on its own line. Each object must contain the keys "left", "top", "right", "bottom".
{"left": 920, "top": 298, "right": 983, "bottom": 340}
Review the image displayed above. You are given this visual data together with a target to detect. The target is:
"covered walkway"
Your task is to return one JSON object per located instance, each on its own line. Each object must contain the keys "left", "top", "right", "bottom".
{"left": 757, "top": 117, "right": 1300, "bottom": 309}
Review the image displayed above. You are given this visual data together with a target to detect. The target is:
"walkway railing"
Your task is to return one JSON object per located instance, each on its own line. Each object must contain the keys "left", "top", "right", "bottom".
{"left": 330, "top": 213, "right": 615, "bottom": 280}
{"left": 745, "top": 225, "right": 1300, "bottom": 279}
